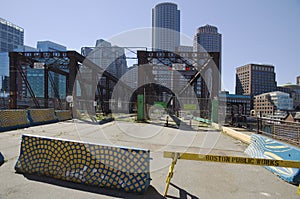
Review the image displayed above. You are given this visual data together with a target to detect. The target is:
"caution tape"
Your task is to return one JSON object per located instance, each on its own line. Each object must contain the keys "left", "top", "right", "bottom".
{"left": 163, "top": 151, "right": 300, "bottom": 168}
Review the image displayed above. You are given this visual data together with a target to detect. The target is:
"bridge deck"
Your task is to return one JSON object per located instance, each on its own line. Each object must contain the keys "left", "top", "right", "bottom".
{"left": 0, "top": 119, "right": 298, "bottom": 198}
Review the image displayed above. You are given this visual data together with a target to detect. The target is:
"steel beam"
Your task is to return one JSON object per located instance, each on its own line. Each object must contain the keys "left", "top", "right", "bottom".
{"left": 9, "top": 53, "right": 17, "bottom": 109}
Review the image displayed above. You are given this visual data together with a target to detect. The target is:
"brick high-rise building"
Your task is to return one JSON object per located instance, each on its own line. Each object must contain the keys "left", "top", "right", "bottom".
{"left": 235, "top": 63, "right": 277, "bottom": 109}
{"left": 235, "top": 63, "right": 277, "bottom": 96}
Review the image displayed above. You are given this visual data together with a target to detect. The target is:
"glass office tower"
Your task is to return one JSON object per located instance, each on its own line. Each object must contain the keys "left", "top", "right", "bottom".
{"left": 152, "top": 2, "right": 180, "bottom": 52}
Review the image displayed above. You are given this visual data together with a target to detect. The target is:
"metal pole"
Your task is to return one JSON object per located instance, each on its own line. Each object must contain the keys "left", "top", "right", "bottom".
{"left": 257, "top": 112, "right": 260, "bottom": 134}
{"left": 297, "top": 127, "right": 300, "bottom": 143}
{"left": 164, "top": 154, "right": 178, "bottom": 197}
{"left": 144, "top": 87, "right": 146, "bottom": 120}
{"left": 273, "top": 123, "right": 275, "bottom": 139}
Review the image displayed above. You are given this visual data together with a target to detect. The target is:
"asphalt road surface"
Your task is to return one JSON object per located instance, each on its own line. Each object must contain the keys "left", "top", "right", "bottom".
{"left": 0, "top": 119, "right": 298, "bottom": 198}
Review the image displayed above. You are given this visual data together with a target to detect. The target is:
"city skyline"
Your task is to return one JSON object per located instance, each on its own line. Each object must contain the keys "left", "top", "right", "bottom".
{"left": 1, "top": 0, "right": 300, "bottom": 93}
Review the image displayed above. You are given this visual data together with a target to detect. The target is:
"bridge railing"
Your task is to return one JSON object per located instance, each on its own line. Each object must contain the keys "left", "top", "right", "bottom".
{"left": 257, "top": 118, "right": 300, "bottom": 146}
{"left": 228, "top": 115, "right": 300, "bottom": 146}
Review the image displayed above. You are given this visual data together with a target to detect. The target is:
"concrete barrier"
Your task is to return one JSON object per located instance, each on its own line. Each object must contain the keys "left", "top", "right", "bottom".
{"left": 55, "top": 110, "right": 72, "bottom": 121}
{"left": 211, "top": 122, "right": 221, "bottom": 130}
{"left": 222, "top": 126, "right": 251, "bottom": 144}
{"left": 0, "top": 152, "right": 4, "bottom": 166}
{"left": 194, "top": 117, "right": 211, "bottom": 124}
{"left": 28, "top": 109, "right": 58, "bottom": 126}
{"left": 245, "top": 134, "right": 300, "bottom": 184}
{"left": 15, "top": 134, "right": 151, "bottom": 193}
{"left": 0, "top": 110, "right": 30, "bottom": 131}
{"left": 98, "top": 117, "right": 114, "bottom": 125}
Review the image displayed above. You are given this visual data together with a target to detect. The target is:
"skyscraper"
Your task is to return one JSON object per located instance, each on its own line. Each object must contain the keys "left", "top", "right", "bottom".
{"left": 193, "top": 24, "right": 222, "bottom": 53}
{"left": 235, "top": 63, "right": 277, "bottom": 96}
{"left": 0, "top": 17, "right": 24, "bottom": 52}
{"left": 236, "top": 64, "right": 277, "bottom": 110}
{"left": 0, "top": 18, "right": 24, "bottom": 93}
{"left": 81, "top": 39, "right": 127, "bottom": 79}
{"left": 152, "top": 2, "right": 180, "bottom": 52}
{"left": 193, "top": 25, "right": 222, "bottom": 99}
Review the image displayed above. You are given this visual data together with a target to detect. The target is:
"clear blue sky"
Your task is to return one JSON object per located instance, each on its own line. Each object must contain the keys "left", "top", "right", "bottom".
{"left": 1, "top": 0, "right": 300, "bottom": 92}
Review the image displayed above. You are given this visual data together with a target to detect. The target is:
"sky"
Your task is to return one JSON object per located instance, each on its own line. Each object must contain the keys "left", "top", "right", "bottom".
{"left": 1, "top": 0, "right": 300, "bottom": 93}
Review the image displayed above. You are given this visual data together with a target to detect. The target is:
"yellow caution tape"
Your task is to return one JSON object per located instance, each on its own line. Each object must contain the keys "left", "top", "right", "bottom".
{"left": 163, "top": 151, "right": 300, "bottom": 168}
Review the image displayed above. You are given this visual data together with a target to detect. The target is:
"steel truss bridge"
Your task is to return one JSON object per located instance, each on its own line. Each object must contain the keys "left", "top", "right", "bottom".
{"left": 137, "top": 50, "right": 221, "bottom": 118}
{"left": 9, "top": 51, "right": 132, "bottom": 114}
{"left": 9, "top": 50, "right": 221, "bottom": 119}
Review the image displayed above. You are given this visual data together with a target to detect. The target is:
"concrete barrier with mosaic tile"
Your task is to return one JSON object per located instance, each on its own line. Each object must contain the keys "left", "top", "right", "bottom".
{"left": 55, "top": 110, "right": 72, "bottom": 121}
{"left": 15, "top": 134, "right": 151, "bottom": 193}
{"left": 0, "top": 152, "right": 4, "bottom": 166}
{"left": 0, "top": 110, "right": 30, "bottom": 131}
{"left": 245, "top": 134, "right": 300, "bottom": 184}
{"left": 28, "top": 109, "right": 58, "bottom": 126}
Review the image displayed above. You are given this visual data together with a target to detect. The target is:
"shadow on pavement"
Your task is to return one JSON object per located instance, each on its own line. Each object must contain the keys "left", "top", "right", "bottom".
{"left": 168, "top": 114, "right": 203, "bottom": 132}
{"left": 197, "top": 128, "right": 219, "bottom": 132}
{"left": 166, "top": 183, "right": 199, "bottom": 199}
{"left": 72, "top": 118, "right": 115, "bottom": 126}
{"left": 148, "top": 114, "right": 193, "bottom": 131}
{"left": 23, "top": 174, "right": 164, "bottom": 199}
